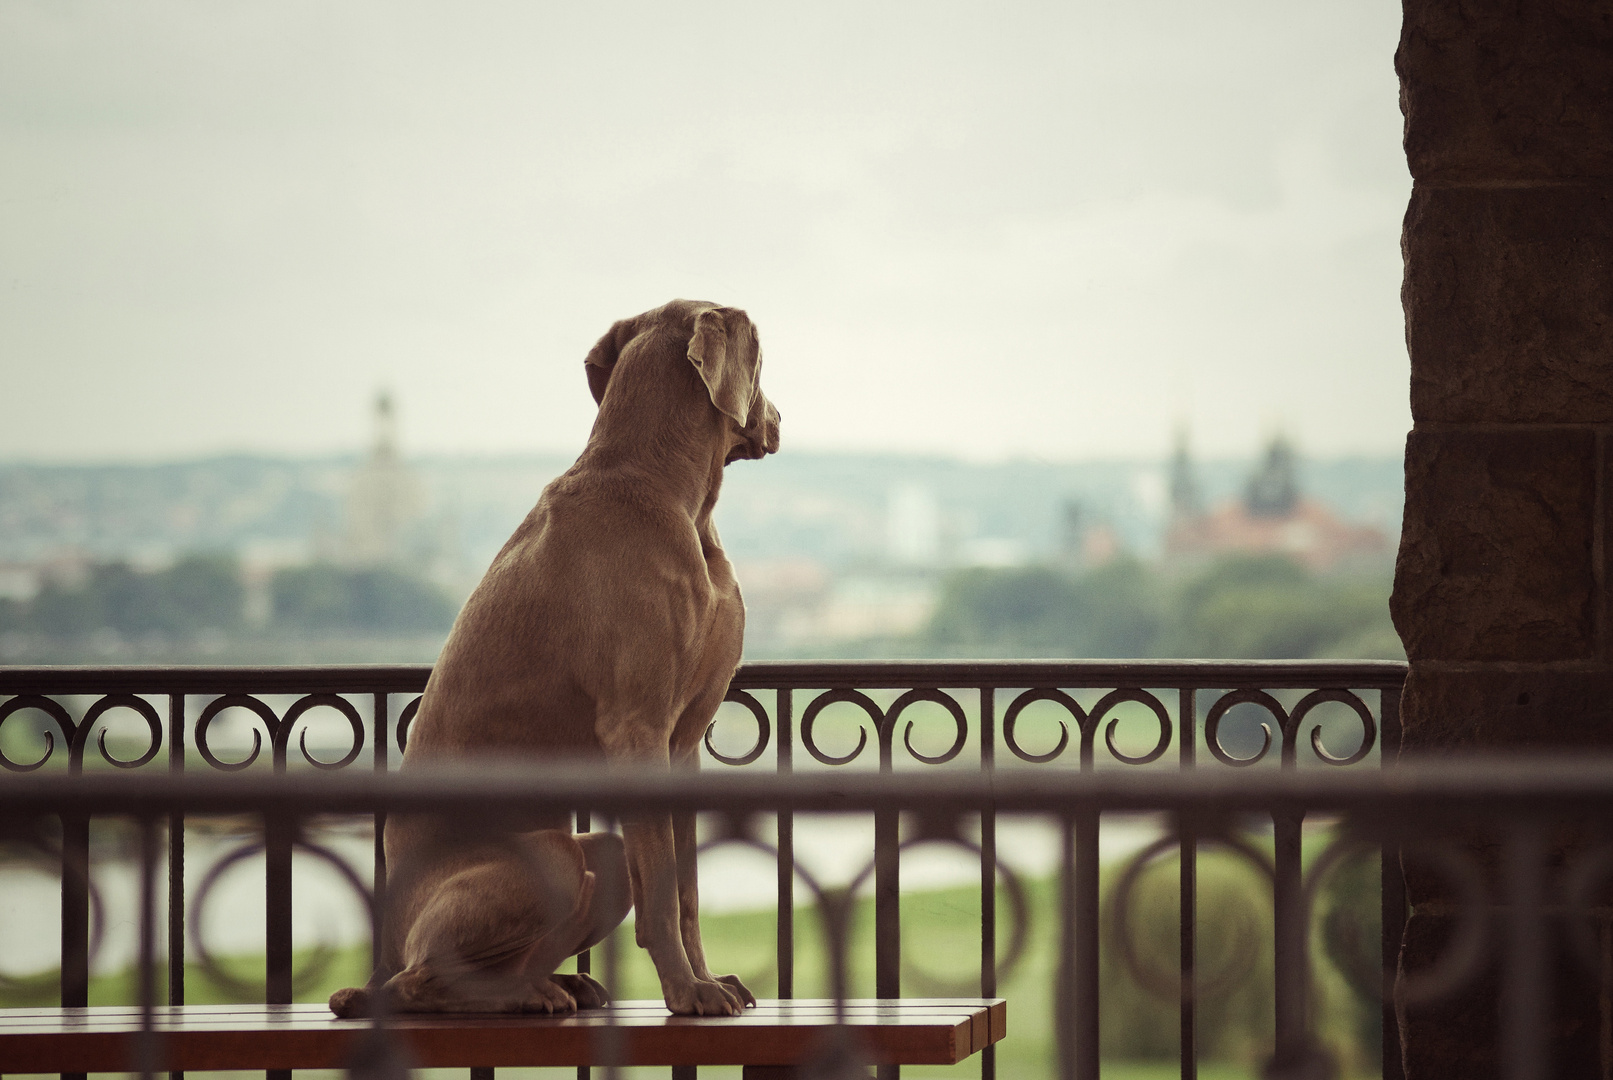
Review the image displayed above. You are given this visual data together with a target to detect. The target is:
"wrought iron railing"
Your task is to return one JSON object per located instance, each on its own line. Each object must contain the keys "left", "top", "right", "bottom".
{"left": 0, "top": 660, "right": 1408, "bottom": 1080}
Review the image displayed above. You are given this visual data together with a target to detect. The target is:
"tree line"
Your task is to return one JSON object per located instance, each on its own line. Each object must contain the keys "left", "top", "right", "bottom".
{"left": 920, "top": 554, "right": 1401, "bottom": 660}
{"left": 0, "top": 555, "right": 457, "bottom": 641}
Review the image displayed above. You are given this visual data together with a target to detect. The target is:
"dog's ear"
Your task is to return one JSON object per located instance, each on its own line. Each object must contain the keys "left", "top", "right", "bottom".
{"left": 687, "top": 307, "right": 759, "bottom": 425}
{"left": 583, "top": 320, "right": 630, "bottom": 406}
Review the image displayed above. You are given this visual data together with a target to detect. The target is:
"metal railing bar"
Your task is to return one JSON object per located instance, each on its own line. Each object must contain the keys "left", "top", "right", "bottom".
{"left": 0, "top": 665, "right": 435, "bottom": 695}
{"left": 264, "top": 809, "right": 293, "bottom": 1080}
{"left": 371, "top": 692, "right": 388, "bottom": 973}
{"left": 20, "top": 755, "right": 1613, "bottom": 816}
{"left": 1074, "top": 809, "right": 1100, "bottom": 1080}
{"left": 59, "top": 808, "right": 89, "bottom": 1080}
{"left": 875, "top": 800, "right": 900, "bottom": 1080}
{"left": 1178, "top": 688, "right": 1197, "bottom": 1080}
{"left": 1503, "top": 820, "right": 1548, "bottom": 1080}
{"left": 874, "top": 683, "right": 900, "bottom": 1080}
{"left": 577, "top": 804, "right": 593, "bottom": 1080}
{"left": 1271, "top": 809, "right": 1306, "bottom": 1067}
{"left": 730, "top": 659, "right": 1407, "bottom": 690}
{"left": 776, "top": 688, "right": 794, "bottom": 1002}
{"left": 166, "top": 692, "right": 186, "bottom": 1080}
{"left": 979, "top": 685, "right": 996, "bottom": 1080}
{"left": 0, "top": 658, "right": 1408, "bottom": 696}
{"left": 1057, "top": 817, "right": 1077, "bottom": 1080}
{"left": 1380, "top": 686, "right": 1407, "bottom": 1080}
{"left": 136, "top": 816, "right": 160, "bottom": 1080}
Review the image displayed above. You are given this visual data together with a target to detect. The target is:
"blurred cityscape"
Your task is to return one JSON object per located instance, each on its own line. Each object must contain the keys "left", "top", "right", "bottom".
{"left": 0, "top": 396, "right": 1404, "bottom": 664}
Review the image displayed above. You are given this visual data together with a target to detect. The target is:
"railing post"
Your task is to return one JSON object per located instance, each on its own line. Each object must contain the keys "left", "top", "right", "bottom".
{"left": 371, "top": 692, "right": 388, "bottom": 972}
{"left": 264, "top": 809, "right": 293, "bottom": 1080}
{"left": 137, "top": 815, "right": 162, "bottom": 1080}
{"left": 168, "top": 692, "right": 187, "bottom": 1080}
{"left": 1074, "top": 807, "right": 1100, "bottom": 1080}
{"left": 875, "top": 691, "right": 899, "bottom": 1080}
{"left": 577, "top": 806, "right": 592, "bottom": 1080}
{"left": 874, "top": 802, "right": 901, "bottom": 1080}
{"left": 1271, "top": 807, "right": 1307, "bottom": 1070}
{"left": 979, "top": 685, "right": 996, "bottom": 1080}
{"left": 60, "top": 761, "right": 90, "bottom": 1080}
{"left": 776, "top": 687, "right": 794, "bottom": 1001}
{"left": 1057, "top": 817, "right": 1073, "bottom": 1080}
{"left": 1380, "top": 683, "right": 1406, "bottom": 1080}
{"left": 1502, "top": 820, "right": 1547, "bottom": 1080}
{"left": 1178, "top": 687, "right": 1197, "bottom": 1080}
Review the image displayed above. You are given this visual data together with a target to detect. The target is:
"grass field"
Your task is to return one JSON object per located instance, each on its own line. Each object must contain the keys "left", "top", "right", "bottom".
{"left": 4, "top": 852, "right": 1383, "bottom": 1080}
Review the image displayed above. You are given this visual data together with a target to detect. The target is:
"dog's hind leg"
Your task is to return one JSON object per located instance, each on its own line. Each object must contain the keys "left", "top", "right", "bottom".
{"left": 571, "top": 831, "right": 631, "bottom": 952}
{"left": 382, "top": 832, "right": 605, "bottom": 1014}
{"left": 546, "top": 831, "right": 630, "bottom": 1009}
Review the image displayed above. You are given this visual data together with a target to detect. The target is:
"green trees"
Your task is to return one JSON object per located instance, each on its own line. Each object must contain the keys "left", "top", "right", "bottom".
{"left": 21, "top": 555, "right": 245, "bottom": 637}
{"left": 922, "top": 555, "right": 1400, "bottom": 660}
{"left": 1, "top": 557, "right": 458, "bottom": 646}
{"left": 924, "top": 560, "right": 1163, "bottom": 658}
{"left": 1153, "top": 555, "right": 1398, "bottom": 660}
{"left": 268, "top": 565, "right": 456, "bottom": 632}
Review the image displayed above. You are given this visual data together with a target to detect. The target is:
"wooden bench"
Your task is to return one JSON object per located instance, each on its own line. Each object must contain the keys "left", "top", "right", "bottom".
{"left": 0, "top": 998, "right": 1006, "bottom": 1077}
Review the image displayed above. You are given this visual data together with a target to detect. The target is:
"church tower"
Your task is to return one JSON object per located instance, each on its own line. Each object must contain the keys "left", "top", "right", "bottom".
{"left": 1168, "top": 423, "right": 1200, "bottom": 520}
{"left": 1244, "top": 433, "right": 1299, "bottom": 518}
{"left": 342, "top": 391, "right": 424, "bottom": 567}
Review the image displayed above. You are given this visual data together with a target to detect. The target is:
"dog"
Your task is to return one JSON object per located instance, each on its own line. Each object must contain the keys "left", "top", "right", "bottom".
{"left": 330, "top": 299, "right": 779, "bottom": 1019}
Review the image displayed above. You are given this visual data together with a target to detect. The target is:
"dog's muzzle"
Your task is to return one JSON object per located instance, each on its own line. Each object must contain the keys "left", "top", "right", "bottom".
{"left": 728, "top": 397, "right": 781, "bottom": 463}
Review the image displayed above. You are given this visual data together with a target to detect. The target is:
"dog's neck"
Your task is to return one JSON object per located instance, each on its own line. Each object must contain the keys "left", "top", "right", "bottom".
{"left": 578, "top": 360, "right": 730, "bottom": 536}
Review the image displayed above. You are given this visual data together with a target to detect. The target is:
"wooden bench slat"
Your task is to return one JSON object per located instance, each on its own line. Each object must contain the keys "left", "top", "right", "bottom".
{"left": 0, "top": 999, "right": 1005, "bottom": 1072}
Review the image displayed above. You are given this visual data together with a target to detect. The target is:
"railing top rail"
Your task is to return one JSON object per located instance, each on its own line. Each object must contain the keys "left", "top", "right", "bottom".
{"left": 0, "top": 664, "right": 435, "bottom": 695}
{"left": 728, "top": 658, "right": 1408, "bottom": 690}
{"left": 0, "top": 755, "right": 1600, "bottom": 818}
{"left": 0, "top": 658, "right": 1407, "bottom": 695}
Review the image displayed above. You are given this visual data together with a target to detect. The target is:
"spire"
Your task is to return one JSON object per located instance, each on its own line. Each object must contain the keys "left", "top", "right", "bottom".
{"left": 372, "top": 390, "right": 398, "bottom": 463}
{"left": 1245, "top": 433, "right": 1298, "bottom": 517}
{"left": 343, "top": 389, "right": 422, "bottom": 566}
{"left": 1168, "top": 422, "right": 1199, "bottom": 519}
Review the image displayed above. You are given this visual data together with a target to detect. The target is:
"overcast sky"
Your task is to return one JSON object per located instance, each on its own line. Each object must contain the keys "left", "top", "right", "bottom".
{"left": 1, "top": 0, "right": 1410, "bottom": 464}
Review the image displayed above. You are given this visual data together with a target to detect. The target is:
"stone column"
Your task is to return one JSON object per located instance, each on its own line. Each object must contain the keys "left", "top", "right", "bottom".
{"left": 1389, "top": 2, "right": 1613, "bottom": 1077}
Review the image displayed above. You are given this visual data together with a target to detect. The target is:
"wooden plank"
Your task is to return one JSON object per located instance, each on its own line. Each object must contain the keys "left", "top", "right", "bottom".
{"left": 988, "top": 999, "right": 1008, "bottom": 1045}
{"left": 0, "top": 1000, "right": 1006, "bottom": 1073}
{"left": 0, "top": 1001, "right": 989, "bottom": 1024}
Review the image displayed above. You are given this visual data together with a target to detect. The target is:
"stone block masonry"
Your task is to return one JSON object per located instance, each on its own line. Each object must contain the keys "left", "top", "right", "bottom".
{"left": 1390, "top": 2, "right": 1613, "bottom": 1077}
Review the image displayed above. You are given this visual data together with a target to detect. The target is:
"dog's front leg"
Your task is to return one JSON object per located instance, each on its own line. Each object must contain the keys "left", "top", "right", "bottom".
{"left": 621, "top": 814, "right": 748, "bottom": 1016}
{"left": 674, "top": 810, "right": 755, "bottom": 1007}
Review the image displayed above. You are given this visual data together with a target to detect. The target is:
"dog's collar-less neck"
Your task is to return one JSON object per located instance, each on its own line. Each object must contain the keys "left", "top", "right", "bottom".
{"left": 580, "top": 366, "right": 731, "bottom": 525}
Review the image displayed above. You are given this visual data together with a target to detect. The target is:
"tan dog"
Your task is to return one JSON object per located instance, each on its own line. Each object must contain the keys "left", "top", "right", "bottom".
{"left": 330, "top": 299, "right": 778, "bottom": 1019}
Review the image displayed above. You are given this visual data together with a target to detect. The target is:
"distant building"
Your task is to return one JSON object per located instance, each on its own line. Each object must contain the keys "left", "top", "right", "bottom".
{"left": 887, "top": 484, "right": 941, "bottom": 566}
{"left": 1056, "top": 499, "right": 1121, "bottom": 571}
{"left": 342, "top": 391, "right": 426, "bottom": 568}
{"left": 1167, "top": 425, "right": 1201, "bottom": 519}
{"left": 1165, "top": 434, "right": 1391, "bottom": 573}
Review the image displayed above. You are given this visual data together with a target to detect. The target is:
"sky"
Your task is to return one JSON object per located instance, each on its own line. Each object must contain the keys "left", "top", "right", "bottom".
{"left": 0, "top": 0, "right": 1412, "bottom": 464}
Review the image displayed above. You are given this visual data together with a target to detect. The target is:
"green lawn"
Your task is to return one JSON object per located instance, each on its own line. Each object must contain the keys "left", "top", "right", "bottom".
{"left": 4, "top": 858, "right": 1380, "bottom": 1080}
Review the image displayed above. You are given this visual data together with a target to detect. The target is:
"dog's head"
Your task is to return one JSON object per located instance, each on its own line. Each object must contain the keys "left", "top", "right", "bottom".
{"left": 584, "top": 300, "right": 780, "bottom": 463}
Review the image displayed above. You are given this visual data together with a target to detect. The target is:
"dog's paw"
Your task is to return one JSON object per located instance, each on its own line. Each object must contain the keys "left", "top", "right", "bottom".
{"left": 523, "top": 976, "right": 580, "bottom": 1014}
{"left": 551, "top": 972, "right": 610, "bottom": 1009}
{"left": 664, "top": 977, "right": 748, "bottom": 1017}
{"left": 713, "top": 973, "right": 756, "bottom": 1008}
{"left": 328, "top": 986, "right": 371, "bottom": 1018}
